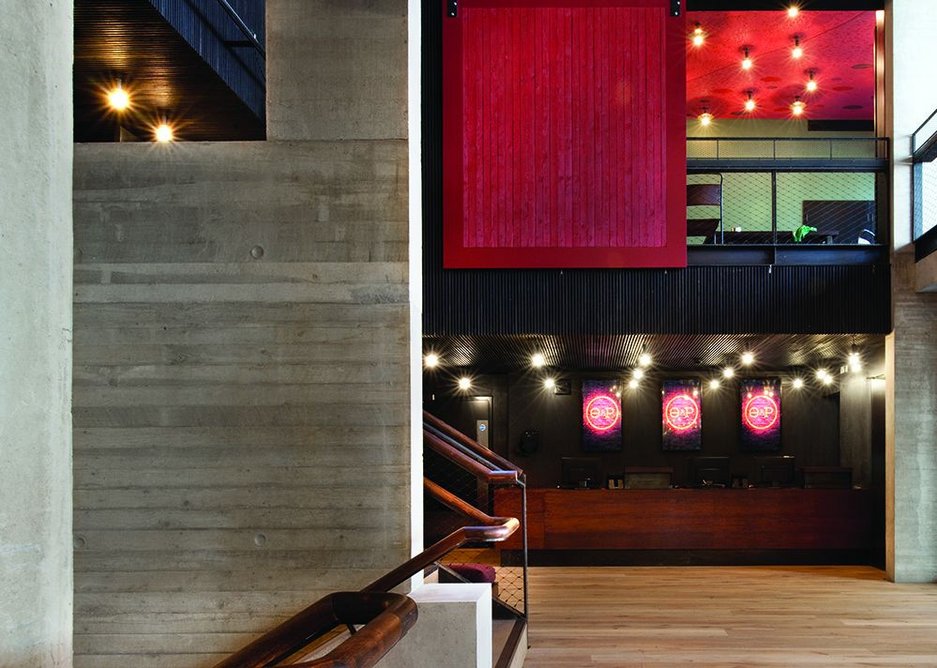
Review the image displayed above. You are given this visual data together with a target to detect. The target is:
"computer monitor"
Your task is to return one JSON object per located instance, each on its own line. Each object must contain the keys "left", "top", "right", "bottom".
{"left": 688, "top": 456, "right": 731, "bottom": 488}
{"left": 755, "top": 456, "right": 796, "bottom": 487}
{"left": 560, "top": 457, "right": 602, "bottom": 489}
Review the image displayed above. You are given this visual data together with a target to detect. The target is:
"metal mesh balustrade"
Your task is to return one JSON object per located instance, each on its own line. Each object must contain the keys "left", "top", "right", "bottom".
{"left": 423, "top": 432, "right": 528, "bottom": 618}
{"left": 915, "top": 160, "right": 937, "bottom": 239}
{"left": 687, "top": 171, "right": 880, "bottom": 245}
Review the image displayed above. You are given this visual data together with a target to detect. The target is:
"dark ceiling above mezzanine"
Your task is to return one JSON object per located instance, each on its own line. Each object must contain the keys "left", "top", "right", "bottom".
{"left": 423, "top": 332, "right": 886, "bottom": 375}
{"left": 74, "top": 0, "right": 264, "bottom": 142}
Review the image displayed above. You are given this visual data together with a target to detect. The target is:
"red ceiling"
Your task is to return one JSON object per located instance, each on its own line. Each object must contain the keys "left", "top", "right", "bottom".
{"left": 686, "top": 10, "right": 876, "bottom": 121}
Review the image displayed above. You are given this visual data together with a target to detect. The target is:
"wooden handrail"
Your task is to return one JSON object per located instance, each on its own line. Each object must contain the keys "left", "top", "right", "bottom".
{"left": 214, "top": 592, "right": 416, "bottom": 668}
{"left": 423, "top": 410, "right": 523, "bottom": 476}
{"left": 363, "top": 478, "right": 519, "bottom": 593}
{"left": 424, "top": 430, "right": 519, "bottom": 485}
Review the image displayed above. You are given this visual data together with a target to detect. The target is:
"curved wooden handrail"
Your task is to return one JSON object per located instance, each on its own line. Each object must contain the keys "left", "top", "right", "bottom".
{"left": 424, "top": 430, "right": 519, "bottom": 485}
{"left": 363, "top": 478, "right": 519, "bottom": 593}
{"left": 213, "top": 592, "right": 417, "bottom": 668}
{"left": 423, "top": 410, "right": 523, "bottom": 476}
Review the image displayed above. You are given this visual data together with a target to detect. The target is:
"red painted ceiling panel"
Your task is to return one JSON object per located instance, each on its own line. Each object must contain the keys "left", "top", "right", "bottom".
{"left": 686, "top": 10, "right": 876, "bottom": 120}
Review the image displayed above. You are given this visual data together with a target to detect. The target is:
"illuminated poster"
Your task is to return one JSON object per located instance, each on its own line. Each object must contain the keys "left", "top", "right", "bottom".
{"left": 740, "top": 378, "right": 782, "bottom": 452}
{"left": 661, "top": 380, "right": 702, "bottom": 451}
{"left": 581, "top": 380, "right": 622, "bottom": 452}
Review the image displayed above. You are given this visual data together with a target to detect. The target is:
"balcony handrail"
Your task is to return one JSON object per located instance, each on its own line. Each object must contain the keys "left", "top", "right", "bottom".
{"left": 687, "top": 136, "right": 889, "bottom": 167}
{"left": 213, "top": 592, "right": 417, "bottom": 668}
{"left": 364, "top": 478, "right": 520, "bottom": 593}
{"left": 213, "top": 0, "right": 266, "bottom": 59}
{"left": 424, "top": 430, "right": 520, "bottom": 485}
{"left": 423, "top": 410, "right": 523, "bottom": 477}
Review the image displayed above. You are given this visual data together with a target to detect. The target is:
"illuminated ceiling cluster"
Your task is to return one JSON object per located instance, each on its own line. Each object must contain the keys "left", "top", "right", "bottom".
{"left": 687, "top": 7, "right": 877, "bottom": 124}
{"left": 103, "top": 80, "right": 177, "bottom": 143}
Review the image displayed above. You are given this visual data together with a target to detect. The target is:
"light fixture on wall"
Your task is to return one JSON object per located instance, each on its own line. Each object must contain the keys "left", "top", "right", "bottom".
{"left": 628, "top": 378, "right": 640, "bottom": 390}
{"left": 154, "top": 122, "right": 175, "bottom": 143}
{"left": 741, "top": 46, "right": 754, "bottom": 71}
{"left": 816, "top": 368, "right": 833, "bottom": 385}
{"left": 708, "top": 379, "right": 721, "bottom": 390}
{"left": 691, "top": 22, "right": 705, "bottom": 47}
{"left": 632, "top": 368, "right": 645, "bottom": 381}
{"left": 805, "top": 69, "right": 818, "bottom": 93}
{"left": 424, "top": 353, "right": 440, "bottom": 369}
{"left": 722, "top": 367, "right": 735, "bottom": 379}
{"left": 457, "top": 376, "right": 472, "bottom": 391}
{"left": 791, "top": 35, "right": 804, "bottom": 59}
{"left": 741, "top": 351, "right": 755, "bottom": 366}
{"left": 744, "top": 90, "right": 756, "bottom": 113}
{"left": 848, "top": 343, "right": 863, "bottom": 373}
{"left": 543, "top": 377, "right": 556, "bottom": 390}
{"left": 791, "top": 377, "right": 805, "bottom": 389}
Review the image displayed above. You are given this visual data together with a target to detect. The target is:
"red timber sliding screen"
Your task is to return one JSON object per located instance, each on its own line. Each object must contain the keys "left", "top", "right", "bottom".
{"left": 442, "top": 0, "right": 687, "bottom": 268}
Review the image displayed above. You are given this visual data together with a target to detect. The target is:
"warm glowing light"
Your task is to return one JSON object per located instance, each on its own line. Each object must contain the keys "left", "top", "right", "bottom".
{"left": 722, "top": 367, "right": 735, "bottom": 379}
{"left": 848, "top": 351, "right": 863, "bottom": 373}
{"left": 741, "top": 351, "right": 755, "bottom": 366}
{"left": 632, "top": 368, "right": 645, "bottom": 381}
{"left": 816, "top": 368, "right": 833, "bottom": 386}
{"left": 692, "top": 22, "right": 705, "bottom": 47}
{"left": 638, "top": 351, "right": 653, "bottom": 368}
{"left": 154, "top": 123, "right": 174, "bottom": 143}
{"left": 791, "top": 98, "right": 806, "bottom": 116}
{"left": 744, "top": 95, "right": 757, "bottom": 112}
{"left": 628, "top": 378, "right": 640, "bottom": 390}
{"left": 792, "top": 37, "right": 804, "bottom": 59}
{"left": 787, "top": 5, "right": 800, "bottom": 18}
{"left": 709, "top": 379, "right": 721, "bottom": 390}
{"left": 544, "top": 377, "right": 556, "bottom": 390}
{"left": 107, "top": 84, "right": 130, "bottom": 111}
{"left": 424, "top": 353, "right": 439, "bottom": 368}
{"left": 792, "top": 377, "right": 805, "bottom": 389}
{"left": 531, "top": 352, "right": 546, "bottom": 368}
{"left": 806, "top": 79, "right": 818, "bottom": 93}
{"left": 698, "top": 112, "right": 713, "bottom": 127}
{"left": 457, "top": 377, "right": 472, "bottom": 391}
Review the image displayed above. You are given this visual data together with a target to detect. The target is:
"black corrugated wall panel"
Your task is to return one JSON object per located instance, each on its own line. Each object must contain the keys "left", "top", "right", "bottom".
{"left": 421, "top": 0, "right": 890, "bottom": 337}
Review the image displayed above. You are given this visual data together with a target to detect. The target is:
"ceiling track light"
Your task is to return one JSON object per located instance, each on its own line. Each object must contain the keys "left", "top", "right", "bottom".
{"left": 692, "top": 22, "right": 705, "bottom": 47}
{"left": 106, "top": 79, "right": 131, "bottom": 112}
{"left": 698, "top": 104, "right": 713, "bottom": 127}
{"left": 791, "top": 96, "right": 806, "bottom": 117}
{"left": 744, "top": 90, "right": 756, "bottom": 112}
{"left": 741, "top": 46, "right": 753, "bottom": 71}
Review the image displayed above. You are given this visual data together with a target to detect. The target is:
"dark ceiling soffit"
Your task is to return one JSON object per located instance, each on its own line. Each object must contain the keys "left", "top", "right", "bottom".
{"left": 687, "top": 1, "right": 883, "bottom": 9}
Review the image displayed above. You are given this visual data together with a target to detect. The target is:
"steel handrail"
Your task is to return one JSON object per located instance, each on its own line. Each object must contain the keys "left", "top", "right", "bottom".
{"left": 423, "top": 410, "right": 523, "bottom": 476}
{"left": 213, "top": 0, "right": 266, "bottom": 59}
{"left": 424, "top": 430, "right": 519, "bottom": 484}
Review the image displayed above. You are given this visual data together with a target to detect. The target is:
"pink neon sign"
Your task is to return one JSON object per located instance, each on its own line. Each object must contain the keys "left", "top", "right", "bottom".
{"left": 742, "top": 392, "right": 780, "bottom": 432}
{"left": 664, "top": 393, "right": 700, "bottom": 432}
{"left": 584, "top": 394, "right": 621, "bottom": 433}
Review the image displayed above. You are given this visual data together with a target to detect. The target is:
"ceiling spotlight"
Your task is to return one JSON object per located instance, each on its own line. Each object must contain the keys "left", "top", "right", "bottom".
{"left": 741, "top": 47, "right": 753, "bottom": 71}
{"left": 457, "top": 377, "right": 472, "bottom": 391}
{"left": 722, "top": 367, "right": 735, "bottom": 379}
{"left": 424, "top": 353, "right": 440, "bottom": 369}
{"left": 848, "top": 344, "right": 863, "bottom": 373}
{"left": 792, "top": 377, "right": 805, "bottom": 389}
{"left": 628, "top": 378, "right": 640, "bottom": 390}
{"left": 787, "top": 5, "right": 800, "bottom": 18}
{"left": 531, "top": 352, "right": 546, "bottom": 368}
{"left": 544, "top": 377, "right": 556, "bottom": 390}
{"left": 698, "top": 111, "right": 714, "bottom": 127}
{"left": 154, "top": 123, "right": 174, "bottom": 143}
{"left": 791, "top": 97, "right": 806, "bottom": 116}
{"left": 107, "top": 83, "right": 130, "bottom": 111}
{"left": 741, "top": 351, "right": 755, "bottom": 366}
{"left": 791, "top": 36, "right": 804, "bottom": 59}
{"left": 816, "top": 368, "right": 831, "bottom": 383}
{"left": 744, "top": 91, "right": 756, "bottom": 112}
{"left": 709, "top": 379, "right": 721, "bottom": 390}
{"left": 805, "top": 70, "right": 818, "bottom": 93}
{"left": 692, "top": 22, "right": 705, "bottom": 47}
{"left": 638, "top": 350, "right": 653, "bottom": 368}
{"left": 633, "top": 368, "right": 645, "bottom": 380}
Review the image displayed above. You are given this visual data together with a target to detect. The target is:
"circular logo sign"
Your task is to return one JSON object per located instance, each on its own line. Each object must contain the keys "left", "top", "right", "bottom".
{"left": 584, "top": 394, "right": 621, "bottom": 433}
{"left": 743, "top": 394, "right": 779, "bottom": 432}
{"left": 664, "top": 393, "right": 700, "bottom": 432}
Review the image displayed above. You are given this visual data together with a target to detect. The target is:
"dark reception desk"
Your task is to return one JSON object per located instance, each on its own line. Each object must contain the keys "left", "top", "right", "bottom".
{"left": 494, "top": 487, "right": 873, "bottom": 554}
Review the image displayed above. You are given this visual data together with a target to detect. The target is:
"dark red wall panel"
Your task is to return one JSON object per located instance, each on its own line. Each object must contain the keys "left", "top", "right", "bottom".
{"left": 443, "top": 0, "right": 686, "bottom": 268}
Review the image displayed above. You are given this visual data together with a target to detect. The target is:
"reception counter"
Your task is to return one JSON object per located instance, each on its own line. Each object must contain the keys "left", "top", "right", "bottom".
{"left": 494, "top": 487, "right": 874, "bottom": 555}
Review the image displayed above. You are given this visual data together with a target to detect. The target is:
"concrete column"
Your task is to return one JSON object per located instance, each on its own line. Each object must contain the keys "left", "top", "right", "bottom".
{"left": 0, "top": 2, "right": 73, "bottom": 665}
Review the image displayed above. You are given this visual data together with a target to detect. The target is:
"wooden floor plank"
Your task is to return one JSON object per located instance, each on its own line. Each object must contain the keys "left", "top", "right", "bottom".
{"left": 524, "top": 566, "right": 937, "bottom": 666}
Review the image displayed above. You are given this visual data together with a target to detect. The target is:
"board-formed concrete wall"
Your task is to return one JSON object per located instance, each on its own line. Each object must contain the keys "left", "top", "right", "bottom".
{"left": 72, "top": 1, "right": 411, "bottom": 665}
{"left": 0, "top": 2, "right": 73, "bottom": 665}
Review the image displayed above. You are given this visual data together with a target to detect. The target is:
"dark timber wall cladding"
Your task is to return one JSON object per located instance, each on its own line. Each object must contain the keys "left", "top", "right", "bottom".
{"left": 422, "top": 0, "right": 890, "bottom": 336}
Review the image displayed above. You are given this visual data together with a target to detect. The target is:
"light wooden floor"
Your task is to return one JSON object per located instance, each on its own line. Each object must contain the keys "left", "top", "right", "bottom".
{"left": 524, "top": 566, "right": 937, "bottom": 667}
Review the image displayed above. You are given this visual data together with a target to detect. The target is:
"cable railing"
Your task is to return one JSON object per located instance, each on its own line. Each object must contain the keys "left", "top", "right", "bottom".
{"left": 688, "top": 136, "right": 888, "bottom": 166}
{"left": 912, "top": 108, "right": 937, "bottom": 259}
